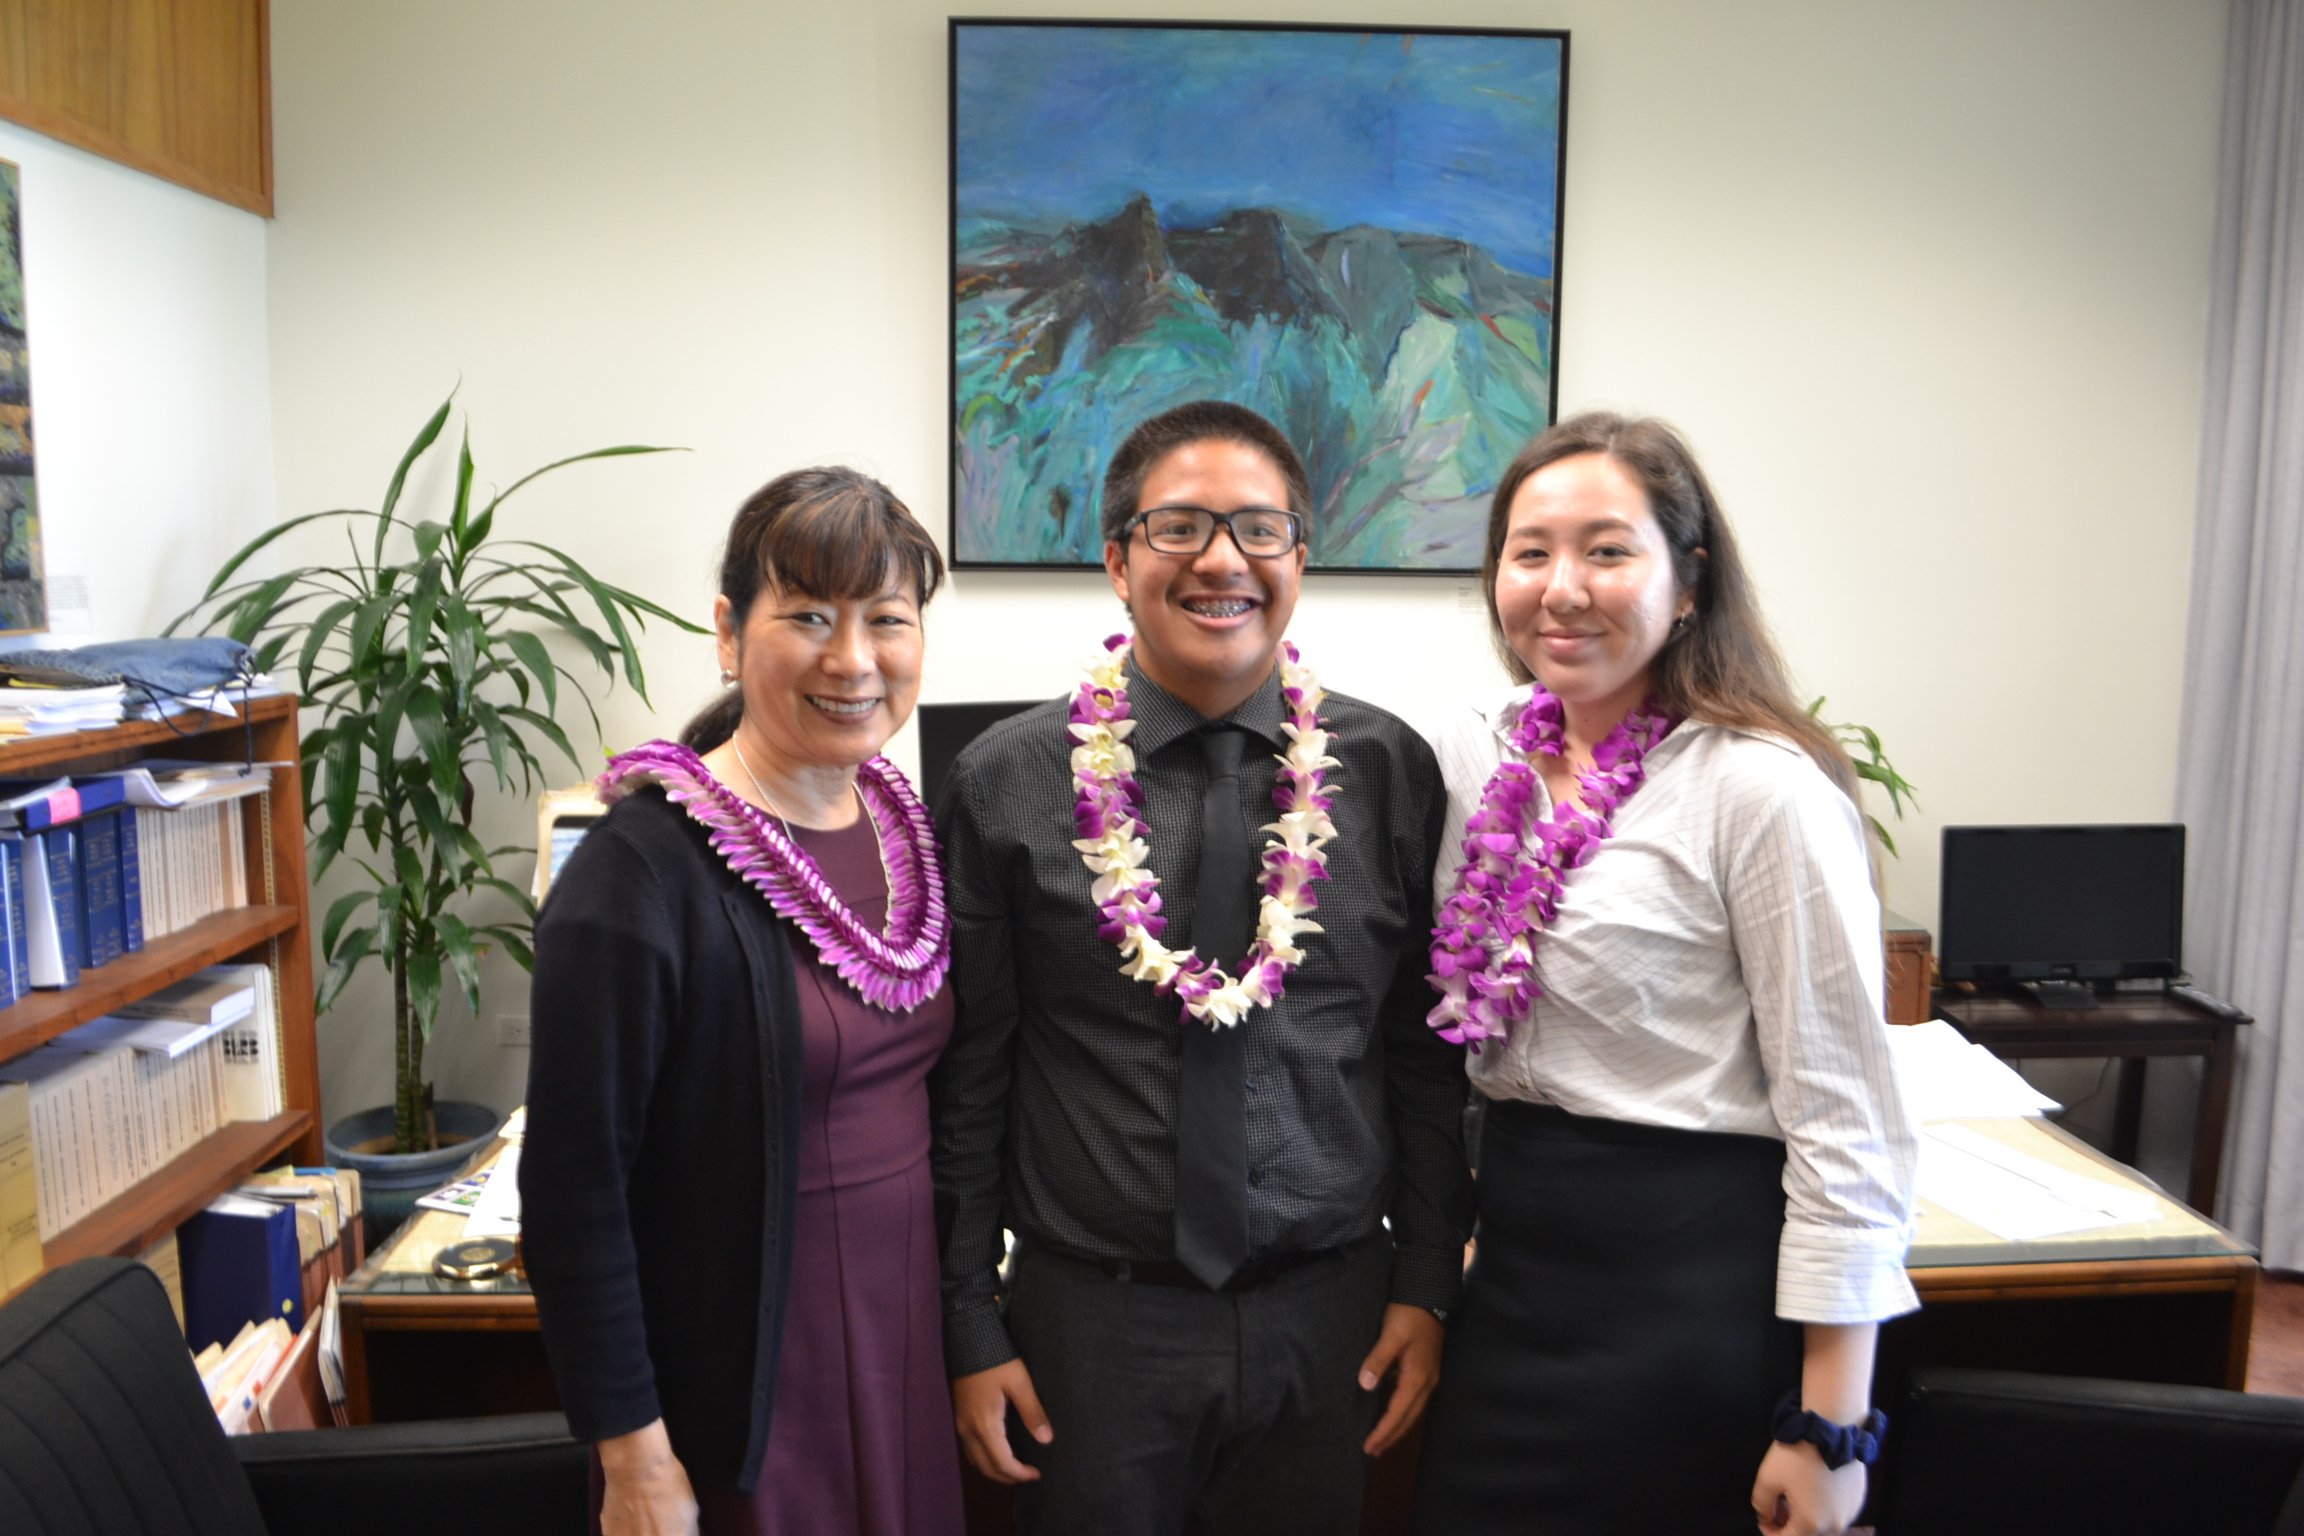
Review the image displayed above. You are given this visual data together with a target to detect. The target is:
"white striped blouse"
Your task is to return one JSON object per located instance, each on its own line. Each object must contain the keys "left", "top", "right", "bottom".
{"left": 1435, "top": 693, "right": 1921, "bottom": 1325}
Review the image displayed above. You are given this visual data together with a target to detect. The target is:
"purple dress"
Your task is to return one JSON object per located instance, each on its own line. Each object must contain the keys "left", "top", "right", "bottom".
{"left": 602, "top": 812, "right": 963, "bottom": 1536}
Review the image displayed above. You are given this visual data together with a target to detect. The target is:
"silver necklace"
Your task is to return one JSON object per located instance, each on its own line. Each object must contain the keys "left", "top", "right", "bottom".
{"left": 731, "top": 736, "right": 895, "bottom": 899}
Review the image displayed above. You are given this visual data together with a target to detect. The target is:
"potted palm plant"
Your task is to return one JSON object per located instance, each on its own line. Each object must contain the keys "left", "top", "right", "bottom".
{"left": 1808, "top": 697, "right": 1920, "bottom": 854}
{"left": 173, "top": 391, "right": 700, "bottom": 1219}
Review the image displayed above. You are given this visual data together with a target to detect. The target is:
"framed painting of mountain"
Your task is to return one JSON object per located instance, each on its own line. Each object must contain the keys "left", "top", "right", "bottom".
{"left": 950, "top": 19, "right": 1568, "bottom": 573}
{"left": 0, "top": 159, "right": 44, "bottom": 633}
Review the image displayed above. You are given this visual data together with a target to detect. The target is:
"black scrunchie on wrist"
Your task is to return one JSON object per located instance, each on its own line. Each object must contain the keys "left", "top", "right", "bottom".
{"left": 1770, "top": 1391, "right": 1887, "bottom": 1470}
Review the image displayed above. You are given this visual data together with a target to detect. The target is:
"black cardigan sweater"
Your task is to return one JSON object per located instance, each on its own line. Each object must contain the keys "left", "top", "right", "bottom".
{"left": 518, "top": 786, "right": 805, "bottom": 1493}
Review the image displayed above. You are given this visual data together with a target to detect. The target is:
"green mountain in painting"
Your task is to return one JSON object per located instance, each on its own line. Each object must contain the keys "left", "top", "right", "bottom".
{"left": 955, "top": 192, "right": 1554, "bottom": 570}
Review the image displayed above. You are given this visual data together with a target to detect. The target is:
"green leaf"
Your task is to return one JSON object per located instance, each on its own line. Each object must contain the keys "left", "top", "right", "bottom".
{"left": 316, "top": 729, "right": 363, "bottom": 879}
{"left": 597, "top": 579, "right": 708, "bottom": 633}
{"left": 473, "top": 875, "right": 538, "bottom": 914}
{"left": 405, "top": 688, "right": 458, "bottom": 799}
{"left": 183, "top": 509, "right": 373, "bottom": 609}
{"left": 377, "top": 393, "right": 456, "bottom": 564}
{"left": 497, "top": 542, "right": 643, "bottom": 694}
{"left": 408, "top": 792, "right": 469, "bottom": 880}
{"left": 296, "top": 596, "right": 363, "bottom": 695}
{"left": 475, "top": 443, "right": 684, "bottom": 524}
{"left": 224, "top": 570, "right": 307, "bottom": 644}
{"left": 502, "top": 704, "right": 579, "bottom": 772}
{"left": 1868, "top": 815, "right": 1900, "bottom": 857}
{"left": 408, "top": 947, "right": 444, "bottom": 1036}
{"left": 346, "top": 591, "right": 399, "bottom": 671}
{"left": 437, "top": 912, "right": 484, "bottom": 1013}
{"left": 441, "top": 599, "right": 483, "bottom": 703}
{"left": 476, "top": 926, "right": 537, "bottom": 972}
{"left": 500, "top": 596, "right": 613, "bottom": 672}
{"left": 472, "top": 700, "right": 513, "bottom": 788}
{"left": 445, "top": 821, "right": 494, "bottom": 874}
{"left": 393, "top": 841, "right": 425, "bottom": 898}
{"left": 321, "top": 888, "right": 378, "bottom": 958}
{"left": 448, "top": 425, "right": 475, "bottom": 549}
{"left": 403, "top": 559, "right": 445, "bottom": 679}
{"left": 317, "top": 926, "right": 378, "bottom": 1013}
{"left": 504, "top": 629, "right": 558, "bottom": 715}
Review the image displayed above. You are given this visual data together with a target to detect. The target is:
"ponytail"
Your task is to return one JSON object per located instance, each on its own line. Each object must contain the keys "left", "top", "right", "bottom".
{"left": 679, "top": 689, "right": 742, "bottom": 754}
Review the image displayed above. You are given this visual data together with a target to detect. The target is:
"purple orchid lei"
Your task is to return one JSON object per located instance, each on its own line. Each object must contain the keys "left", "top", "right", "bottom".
{"left": 1068, "top": 635, "right": 1339, "bottom": 1029}
{"left": 596, "top": 739, "right": 951, "bottom": 1012}
{"left": 1426, "top": 686, "right": 1678, "bottom": 1050}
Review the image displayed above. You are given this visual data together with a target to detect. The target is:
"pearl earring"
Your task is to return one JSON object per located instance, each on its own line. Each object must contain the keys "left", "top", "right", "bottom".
{"left": 720, "top": 667, "right": 738, "bottom": 686}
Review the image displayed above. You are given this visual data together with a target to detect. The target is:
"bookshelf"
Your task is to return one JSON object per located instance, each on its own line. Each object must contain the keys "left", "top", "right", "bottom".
{"left": 0, "top": 694, "right": 318, "bottom": 1302}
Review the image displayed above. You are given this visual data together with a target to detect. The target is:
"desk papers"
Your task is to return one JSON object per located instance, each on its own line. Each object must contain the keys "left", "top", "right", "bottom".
{"left": 1889, "top": 1019, "right": 2062, "bottom": 1120}
{"left": 1918, "top": 1122, "right": 2162, "bottom": 1241}
{"left": 411, "top": 1144, "right": 521, "bottom": 1237}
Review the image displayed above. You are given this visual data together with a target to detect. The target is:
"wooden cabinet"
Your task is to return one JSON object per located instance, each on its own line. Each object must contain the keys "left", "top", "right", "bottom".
{"left": 0, "top": 694, "right": 314, "bottom": 1302}
{"left": 0, "top": 0, "right": 271, "bottom": 215}
{"left": 1884, "top": 914, "right": 1933, "bottom": 1026}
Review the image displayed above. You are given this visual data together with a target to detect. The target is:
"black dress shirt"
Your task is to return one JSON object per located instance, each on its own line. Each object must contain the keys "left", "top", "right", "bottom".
{"left": 931, "top": 660, "right": 1472, "bottom": 1377}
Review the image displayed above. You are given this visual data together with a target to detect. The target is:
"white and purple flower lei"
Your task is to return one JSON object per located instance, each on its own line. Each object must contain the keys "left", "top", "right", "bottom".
{"left": 1068, "top": 636, "right": 1338, "bottom": 1029}
{"left": 597, "top": 740, "right": 951, "bottom": 1012}
{"left": 1426, "top": 686, "right": 1677, "bottom": 1050}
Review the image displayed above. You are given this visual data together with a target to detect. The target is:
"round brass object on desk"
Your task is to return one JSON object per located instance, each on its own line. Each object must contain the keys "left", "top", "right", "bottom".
{"left": 433, "top": 1237, "right": 518, "bottom": 1281}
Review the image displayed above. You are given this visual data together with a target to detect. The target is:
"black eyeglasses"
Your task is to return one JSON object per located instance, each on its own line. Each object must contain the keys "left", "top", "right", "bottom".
{"left": 1123, "top": 504, "right": 1304, "bottom": 558}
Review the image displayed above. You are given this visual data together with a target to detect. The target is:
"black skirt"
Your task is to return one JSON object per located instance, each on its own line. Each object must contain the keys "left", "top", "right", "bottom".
{"left": 1412, "top": 1097, "right": 1803, "bottom": 1535}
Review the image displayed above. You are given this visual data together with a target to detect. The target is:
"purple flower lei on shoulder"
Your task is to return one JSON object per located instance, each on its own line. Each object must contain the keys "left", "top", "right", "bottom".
{"left": 597, "top": 739, "right": 951, "bottom": 1012}
{"left": 1068, "top": 635, "right": 1339, "bottom": 1029}
{"left": 1426, "top": 686, "right": 1678, "bottom": 1050}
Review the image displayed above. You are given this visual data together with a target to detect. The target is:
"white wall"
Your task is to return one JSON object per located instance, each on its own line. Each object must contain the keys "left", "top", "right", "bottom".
{"left": 265, "top": 0, "right": 2227, "bottom": 1120}
{"left": 0, "top": 122, "right": 273, "bottom": 642}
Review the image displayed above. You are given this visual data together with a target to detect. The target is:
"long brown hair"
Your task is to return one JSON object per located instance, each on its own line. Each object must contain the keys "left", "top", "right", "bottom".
{"left": 1480, "top": 412, "right": 1853, "bottom": 794}
{"left": 679, "top": 467, "right": 945, "bottom": 752}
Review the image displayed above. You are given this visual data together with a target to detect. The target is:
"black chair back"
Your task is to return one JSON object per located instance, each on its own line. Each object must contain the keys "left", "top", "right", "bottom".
{"left": 917, "top": 699, "right": 1043, "bottom": 809}
{"left": 1881, "top": 1367, "right": 2304, "bottom": 1536}
{"left": 0, "top": 1256, "right": 270, "bottom": 1535}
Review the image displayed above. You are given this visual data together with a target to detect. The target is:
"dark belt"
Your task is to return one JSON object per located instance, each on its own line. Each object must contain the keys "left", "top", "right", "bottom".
{"left": 1029, "top": 1232, "right": 1375, "bottom": 1292}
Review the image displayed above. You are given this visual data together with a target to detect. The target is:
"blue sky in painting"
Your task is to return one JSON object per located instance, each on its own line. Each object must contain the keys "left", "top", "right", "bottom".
{"left": 956, "top": 25, "right": 1564, "bottom": 277}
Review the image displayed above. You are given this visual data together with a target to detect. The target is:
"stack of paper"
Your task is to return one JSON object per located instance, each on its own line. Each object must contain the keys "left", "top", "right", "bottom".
{"left": 0, "top": 682, "right": 126, "bottom": 737}
{"left": 84, "top": 759, "right": 280, "bottom": 809}
{"left": 126, "top": 674, "right": 285, "bottom": 723}
{"left": 1887, "top": 1019, "right": 2063, "bottom": 1120}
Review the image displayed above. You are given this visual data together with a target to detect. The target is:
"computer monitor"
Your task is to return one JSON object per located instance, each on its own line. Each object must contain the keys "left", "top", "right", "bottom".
{"left": 1937, "top": 824, "right": 2185, "bottom": 992}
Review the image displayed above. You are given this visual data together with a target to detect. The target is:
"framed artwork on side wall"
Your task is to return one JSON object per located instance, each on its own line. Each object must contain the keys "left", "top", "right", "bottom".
{"left": 0, "top": 159, "right": 45, "bottom": 633}
{"left": 950, "top": 19, "right": 1569, "bottom": 574}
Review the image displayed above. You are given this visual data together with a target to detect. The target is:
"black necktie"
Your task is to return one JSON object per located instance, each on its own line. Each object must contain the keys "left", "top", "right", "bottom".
{"left": 1174, "top": 725, "right": 1252, "bottom": 1289}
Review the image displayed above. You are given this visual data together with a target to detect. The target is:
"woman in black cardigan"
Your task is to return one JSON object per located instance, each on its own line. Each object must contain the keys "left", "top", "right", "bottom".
{"left": 520, "top": 468, "right": 962, "bottom": 1536}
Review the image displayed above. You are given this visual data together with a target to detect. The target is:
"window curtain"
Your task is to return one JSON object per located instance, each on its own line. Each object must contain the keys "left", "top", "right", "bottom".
{"left": 2179, "top": 0, "right": 2304, "bottom": 1265}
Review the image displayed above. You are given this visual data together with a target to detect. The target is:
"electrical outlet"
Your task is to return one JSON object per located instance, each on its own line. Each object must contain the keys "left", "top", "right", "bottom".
{"left": 498, "top": 1013, "right": 533, "bottom": 1048}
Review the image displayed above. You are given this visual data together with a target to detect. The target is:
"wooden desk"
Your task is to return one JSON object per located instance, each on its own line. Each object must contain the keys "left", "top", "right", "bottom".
{"left": 334, "top": 1144, "right": 555, "bottom": 1424}
{"left": 1885, "top": 1116, "right": 2258, "bottom": 1396}
{"left": 1935, "top": 989, "right": 2249, "bottom": 1214}
{"left": 337, "top": 1121, "right": 2257, "bottom": 1536}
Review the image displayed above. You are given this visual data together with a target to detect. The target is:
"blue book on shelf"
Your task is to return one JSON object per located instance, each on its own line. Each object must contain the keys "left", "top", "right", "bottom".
{"left": 177, "top": 1193, "right": 305, "bottom": 1351}
{"left": 62, "top": 776, "right": 126, "bottom": 817}
{"left": 0, "top": 836, "right": 25, "bottom": 1005}
{"left": 0, "top": 777, "right": 79, "bottom": 832}
{"left": 73, "top": 803, "right": 126, "bottom": 970}
{"left": 118, "top": 805, "right": 143, "bottom": 952}
{"left": 22, "top": 824, "right": 80, "bottom": 989}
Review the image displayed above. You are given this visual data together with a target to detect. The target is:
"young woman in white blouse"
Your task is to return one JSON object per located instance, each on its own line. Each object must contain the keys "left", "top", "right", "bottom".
{"left": 1411, "top": 413, "right": 1918, "bottom": 1536}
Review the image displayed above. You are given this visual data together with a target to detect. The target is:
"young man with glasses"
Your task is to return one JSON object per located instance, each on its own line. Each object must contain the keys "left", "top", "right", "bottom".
{"left": 931, "top": 400, "right": 1473, "bottom": 1534}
